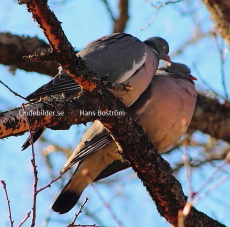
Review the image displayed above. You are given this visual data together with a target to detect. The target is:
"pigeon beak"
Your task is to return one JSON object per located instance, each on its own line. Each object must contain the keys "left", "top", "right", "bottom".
{"left": 188, "top": 74, "right": 197, "bottom": 81}
{"left": 166, "top": 55, "right": 171, "bottom": 63}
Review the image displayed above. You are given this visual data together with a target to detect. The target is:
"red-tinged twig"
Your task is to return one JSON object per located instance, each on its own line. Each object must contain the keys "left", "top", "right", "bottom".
{"left": 194, "top": 155, "right": 229, "bottom": 197}
{"left": 36, "top": 171, "right": 66, "bottom": 194}
{"left": 21, "top": 103, "right": 38, "bottom": 227}
{"left": 193, "top": 176, "right": 230, "bottom": 206}
{"left": 18, "top": 212, "right": 31, "bottom": 227}
{"left": 68, "top": 197, "right": 89, "bottom": 227}
{"left": 182, "top": 153, "right": 230, "bottom": 217}
{"left": 1, "top": 180, "right": 14, "bottom": 227}
{"left": 182, "top": 174, "right": 230, "bottom": 219}
{"left": 0, "top": 80, "right": 26, "bottom": 100}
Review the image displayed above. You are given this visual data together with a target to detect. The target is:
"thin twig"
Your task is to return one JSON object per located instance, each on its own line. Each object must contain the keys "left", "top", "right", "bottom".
{"left": 69, "top": 225, "right": 99, "bottom": 227}
{"left": 145, "top": 0, "right": 187, "bottom": 8}
{"left": 21, "top": 103, "right": 38, "bottom": 227}
{"left": 183, "top": 137, "right": 194, "bottom": 199}
{"left": 194, "top": 157, "right": 229, "bottom": 197}
{"left": 142, "top": 0, "right": 190, "bottom": 30}
{"left": 1, "top": 180, "right": 14, "bottom": 227}
{"left": 181, "top": 154, "right": 230, "bottom": 219}
{"left": 18, "top": 212, "right": 31, "bottom": 227}
{"left": 192, "top": 63, "right": 227, "bottom": 100}
{"left": 140, "top": 8, "right": 161, "bottom": 30}
{"left": 0, "top": 80, "right": 27, "bottom": 100}
{"left": 193, "top": 176, "right": 230, "bottom": 205}
{"left": 101, "top": 0, "right": 115, "bottom": 21}
{"left": 213, "top": 33, "right": 229, "bottom": 100}
{"left": 181, "top": 153, "right": 230, "bottom": 215}
{"left": 68, "top": 197, "right": 89, "bottom": 227}
{"left": 36, "top": 171, "right": 66, "bottom": 194}
{"left": 171, "top": 31, "right": 212, "bottom": 58}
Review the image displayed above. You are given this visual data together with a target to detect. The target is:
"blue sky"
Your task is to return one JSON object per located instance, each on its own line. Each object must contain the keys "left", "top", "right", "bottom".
{"left": 0, "top": 0, "right": 230, "bottom": 227}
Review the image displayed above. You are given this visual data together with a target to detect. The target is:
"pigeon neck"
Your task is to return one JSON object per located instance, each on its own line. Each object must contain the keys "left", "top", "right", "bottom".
{"left": 143, "top": 41, "right": 159, "bottom": 57}
{"left": 151, "top": 48, "right": 159, "bottom": 57}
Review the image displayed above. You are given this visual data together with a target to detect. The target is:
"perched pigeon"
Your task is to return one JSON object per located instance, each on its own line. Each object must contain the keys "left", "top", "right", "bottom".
{"left": 52, "top": 62, "right": 197, "bottom": 214}
{"left": 22, "top": 33, "right": 170, "bottom": 150}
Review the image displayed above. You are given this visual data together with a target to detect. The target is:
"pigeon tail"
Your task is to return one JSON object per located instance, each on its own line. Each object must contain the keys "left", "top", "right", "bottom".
{"left": 21, "top": 128, "right": 45, "bottom": 150}
{"left": 52, "top": 189, "right": 82, "bottom": 214}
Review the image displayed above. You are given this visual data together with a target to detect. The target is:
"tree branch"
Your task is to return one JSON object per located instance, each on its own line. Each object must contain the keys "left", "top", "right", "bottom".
{"left": 202, "top": 0, "right": 230, "bottom": 45}
{"left": 0, "top": 95, "right": 96, "bottom": 139}
{"left": 0, "top": 32, "right": 58, "bottom": 76}
{"left": 190, "top": 93, "right": 230, "bottom": 143}
{"left": 114, "top": 0, "right": 129, "bottom": 33}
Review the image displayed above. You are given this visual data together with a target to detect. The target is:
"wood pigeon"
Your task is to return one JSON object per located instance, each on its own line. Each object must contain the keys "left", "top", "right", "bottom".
{"left": 51, "top": 62, "right": 197, "bottom": 214}
{"left": 22, "top": 33, "right": 170, "bottom": 150}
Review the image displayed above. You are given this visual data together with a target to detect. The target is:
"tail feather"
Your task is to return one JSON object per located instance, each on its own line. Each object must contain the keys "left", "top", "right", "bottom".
{"left": 21, "top": 128, "right": 45, "bottom": 150}
{"left": 52, "top": 167, "right": 87, "bottom": 214}
{"left": 52, "top": 143, "right": 121, "bottom": 213}
{"left": 52, "top": 189, "right": 82, "bottom": 214}
{"left": 94, "top": 160, "right": 130, "bottom": 181}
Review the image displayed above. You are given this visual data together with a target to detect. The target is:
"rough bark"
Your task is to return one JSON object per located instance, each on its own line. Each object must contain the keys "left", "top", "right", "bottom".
{"left": 202, "top": 0, "right": 230, "bottom": 45}
{"left": 190, "top": 93, "right": 230, "bottom": 143}
{"left": 0, "top": 32, "right": 58, "bottom": 76}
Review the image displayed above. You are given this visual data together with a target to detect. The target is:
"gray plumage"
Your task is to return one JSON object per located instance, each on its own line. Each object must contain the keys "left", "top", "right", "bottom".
{"left": 52, "top": 62, "right": 197, "bottom": 214}
{"left": 22, "top": 33, "right": 170, "bottom": 150}
{"left": 26, "top": 33, "right": 169, "bottom": 100}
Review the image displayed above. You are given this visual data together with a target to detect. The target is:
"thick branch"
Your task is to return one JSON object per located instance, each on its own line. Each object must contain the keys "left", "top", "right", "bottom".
{"left": 20, "top": 0, "right": 100, "bottom": 92}
{"left": 0, "top": 99, "right": 86, "bottom": 139}
{"left": 0, "top": 92, "right": 93, "bottom": 137}
{"left": 0, "top": 32, "right": 58, "bottom": 76}
{"left": 202, "top": 0, "right": 230, "bottom": 45}
{"left": 189, "top": 93, "right": 230, "bottom": 143}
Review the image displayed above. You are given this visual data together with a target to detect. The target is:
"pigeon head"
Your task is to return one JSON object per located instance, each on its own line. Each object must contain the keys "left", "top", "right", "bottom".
{"left": 144, "top": 37, "right": 170, "bottom": 62}
{"left": 159, "top": 62, "right": 197, "bottom": 81}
